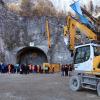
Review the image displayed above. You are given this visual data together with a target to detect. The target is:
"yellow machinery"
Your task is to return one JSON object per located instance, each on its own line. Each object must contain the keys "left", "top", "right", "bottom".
{"left": 43, "top": 63, "right": 60, "bottom": 73}
{"left": 45, "top": 19, "right": 51, "bottom": 48}
{"left": 64, "top": 15, "right": 100, "bottom": 95}
{"left": 44, "top": 19, "right": 60, "bottom": 73}
{"left": 64, "top": 16, "right": 98, "bottom": 51}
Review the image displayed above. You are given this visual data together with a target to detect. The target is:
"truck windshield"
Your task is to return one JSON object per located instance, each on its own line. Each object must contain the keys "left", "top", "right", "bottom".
{"left": 74, "top": 45, "right": 90, "bottom": 64}
{"left": 93, "top": 46, "right": 100, "bottom": 56}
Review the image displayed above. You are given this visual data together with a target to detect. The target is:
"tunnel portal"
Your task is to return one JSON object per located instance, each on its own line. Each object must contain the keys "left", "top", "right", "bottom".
{"left": 17, "top": 47, "right": 48, "bottom": 66}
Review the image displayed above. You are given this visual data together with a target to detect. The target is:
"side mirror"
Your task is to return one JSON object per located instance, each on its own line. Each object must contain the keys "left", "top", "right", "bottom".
{"left": 70, "top": 50, "right": 74, "bottom": 57}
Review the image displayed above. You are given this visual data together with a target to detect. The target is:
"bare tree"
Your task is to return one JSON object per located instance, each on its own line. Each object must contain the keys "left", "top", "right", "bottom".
{"left": 20, "top": 0, "right": 33, "bottom": 16}
{"left": 95, "top": 5, "right": 100, "bottom": 14}
{"left": 33, "top": 0, "right": 57, "bottom": 16}
{"left": 7, "top": 3, "right": 20, "bottom": 13}
{"left": 89, "top": 0, "right": 94, "bottom": 14}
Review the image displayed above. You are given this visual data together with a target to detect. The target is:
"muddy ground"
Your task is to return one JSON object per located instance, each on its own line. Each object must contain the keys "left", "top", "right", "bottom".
{"left": 0, "top": 73, "right": 99, "bottom": 100}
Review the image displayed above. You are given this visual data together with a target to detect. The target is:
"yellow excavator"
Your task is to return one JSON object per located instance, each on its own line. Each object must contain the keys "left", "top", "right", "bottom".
{"left": 43, "top": 18, "right": 61, "bottom": 73}
{"left": 45, "top": 19, "right": 51, "bottom": 48}
{"left": 64, "top": 9, "right": 100, "bottom": 96}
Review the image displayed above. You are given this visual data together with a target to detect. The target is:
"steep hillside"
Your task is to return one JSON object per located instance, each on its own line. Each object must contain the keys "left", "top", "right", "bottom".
{"left": 0, "top": 1, "right": 72, "bottom": 64}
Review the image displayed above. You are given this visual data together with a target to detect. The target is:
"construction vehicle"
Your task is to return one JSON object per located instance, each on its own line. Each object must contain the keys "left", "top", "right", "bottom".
{"left": 44, "top": 1, "right": 100, "bottom": 95}
{"left": 64, "top": 7, "right": 100, "bottom": 96}
{"left": 43, "top": 18, "right": 61, "bottom": 73}
{"left": 43, "top": 63, "right": 60, "bottom": 73}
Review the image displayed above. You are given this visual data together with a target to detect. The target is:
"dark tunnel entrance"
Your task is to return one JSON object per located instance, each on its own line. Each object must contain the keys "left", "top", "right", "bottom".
{"left": 17, "top": 47, "right": 48, "bottom": 66}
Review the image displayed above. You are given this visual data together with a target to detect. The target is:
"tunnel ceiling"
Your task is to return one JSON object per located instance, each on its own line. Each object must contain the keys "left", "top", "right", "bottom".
{"left": 17, "top": 47, "right": 48, "bottom": 65}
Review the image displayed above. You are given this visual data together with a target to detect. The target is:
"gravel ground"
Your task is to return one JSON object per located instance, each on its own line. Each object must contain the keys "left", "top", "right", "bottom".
{"left": 0, "top": 73, "right": 99, "bottom": 100}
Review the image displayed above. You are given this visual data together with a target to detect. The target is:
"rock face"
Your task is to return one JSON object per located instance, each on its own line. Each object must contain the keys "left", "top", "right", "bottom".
{"left": 0, "top": 2, "right": 72, "bottom": 65}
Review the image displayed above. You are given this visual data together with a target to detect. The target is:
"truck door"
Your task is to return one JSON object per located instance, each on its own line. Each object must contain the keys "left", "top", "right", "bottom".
{"left": 74, "top": 45, "right": 93, "bottom": 71}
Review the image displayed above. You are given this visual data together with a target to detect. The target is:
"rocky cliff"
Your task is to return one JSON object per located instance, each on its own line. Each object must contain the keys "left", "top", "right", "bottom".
{"left": 0, "top": 1, "right": 72, "bottom": 65}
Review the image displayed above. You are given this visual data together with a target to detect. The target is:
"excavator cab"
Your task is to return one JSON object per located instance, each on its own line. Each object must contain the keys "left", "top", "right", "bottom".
{"left": 74, "top": 42, "right": 100, "bottom": 74}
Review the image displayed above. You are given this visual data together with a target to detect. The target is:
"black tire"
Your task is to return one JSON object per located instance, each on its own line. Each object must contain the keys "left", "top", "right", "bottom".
{"left": 97, "top": 82, "right": 100, "bottom": 96}
{"left": 69, "top": 76, "right": 81, "bottom": 91}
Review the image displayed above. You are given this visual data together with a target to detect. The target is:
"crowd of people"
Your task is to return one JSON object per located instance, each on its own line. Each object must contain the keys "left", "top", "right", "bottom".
{"left": 61, "top": 64, "right": 73, "bottom": 76}
{"left": 0, "top": 63, "right": 73, "bottom": 75}
{"left": 0, "top": 63, "right": 50, "bottom": 74}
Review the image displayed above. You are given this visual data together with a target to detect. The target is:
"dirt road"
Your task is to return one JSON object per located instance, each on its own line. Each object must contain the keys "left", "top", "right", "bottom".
{"left": 0, "top": 73, "right": 99, "bottom": 100}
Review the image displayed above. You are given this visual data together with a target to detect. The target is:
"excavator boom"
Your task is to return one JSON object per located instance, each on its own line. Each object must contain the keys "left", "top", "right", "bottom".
{"left": 45, "top": 19, "right": 51, "bottom": 48}
{"left": 64, "top": 16, "right": 98, "bottom": 50}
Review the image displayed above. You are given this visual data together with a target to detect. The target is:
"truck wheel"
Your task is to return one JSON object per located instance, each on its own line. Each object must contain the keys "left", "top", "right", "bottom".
{"left": 97, "top": 82, "right": 100, "bottom": 96}
{"left": 69, "top": 76, "right": 81, "bottom": 91}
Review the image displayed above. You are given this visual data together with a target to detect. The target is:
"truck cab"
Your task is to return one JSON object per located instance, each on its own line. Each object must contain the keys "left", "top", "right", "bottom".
{"left": 74, "top": 43, "right": 100, "bottom": 75}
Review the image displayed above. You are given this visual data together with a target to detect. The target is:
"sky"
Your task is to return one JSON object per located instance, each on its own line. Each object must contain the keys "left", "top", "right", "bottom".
{"left": 50, "top": 0, "right": 100, "bottom": 12}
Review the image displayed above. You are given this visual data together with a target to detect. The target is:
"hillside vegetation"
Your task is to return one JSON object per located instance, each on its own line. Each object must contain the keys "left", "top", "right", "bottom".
{"left": 7, "top": 0, "right": 66, "bottom": 17}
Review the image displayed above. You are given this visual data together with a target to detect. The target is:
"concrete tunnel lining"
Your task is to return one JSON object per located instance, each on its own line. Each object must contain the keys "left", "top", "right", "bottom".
{"left": 16, "top": 47, "right": 48, "bottom": 66}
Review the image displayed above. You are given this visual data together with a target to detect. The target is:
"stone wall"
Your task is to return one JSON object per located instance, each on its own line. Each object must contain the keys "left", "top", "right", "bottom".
{"left": 0, "top": 2, "right": 73, "bottom": 65}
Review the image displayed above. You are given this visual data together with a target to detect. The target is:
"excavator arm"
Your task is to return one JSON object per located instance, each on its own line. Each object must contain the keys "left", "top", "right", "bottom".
{"left": 64, "top": 16, "right": 98, "bottom": 51}
{"left": 45, "top": 19, "right": 51, "bottom": 48}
